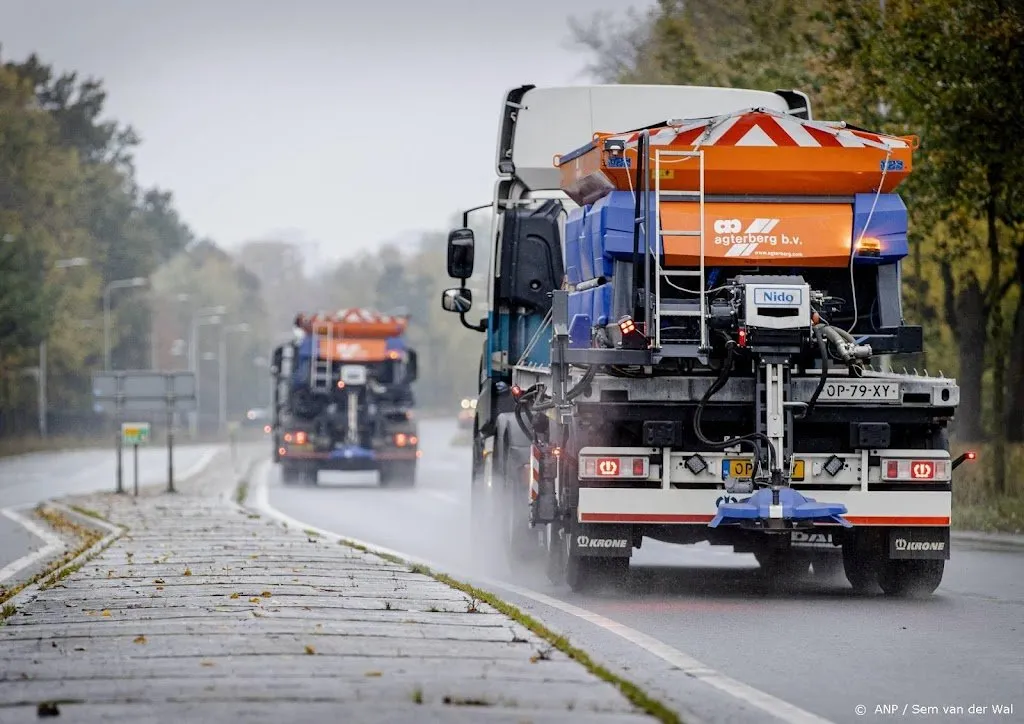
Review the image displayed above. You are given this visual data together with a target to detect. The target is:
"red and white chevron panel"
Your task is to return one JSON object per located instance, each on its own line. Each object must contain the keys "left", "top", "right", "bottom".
{"left": 610, "top": 108, "right": 911, "bottom": 151}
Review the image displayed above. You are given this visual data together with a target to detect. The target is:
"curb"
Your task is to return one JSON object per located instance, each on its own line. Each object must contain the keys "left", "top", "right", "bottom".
{"left": 951, "top": 530, "right": 1024, "bottom": 548}
{"left": 2, "top": 502, "right": 125, "bottom": 615}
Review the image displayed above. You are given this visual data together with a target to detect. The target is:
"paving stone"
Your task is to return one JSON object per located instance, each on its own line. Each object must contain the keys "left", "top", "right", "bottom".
{"left": 0, "top": 450, "right": 656, "bottom": 722}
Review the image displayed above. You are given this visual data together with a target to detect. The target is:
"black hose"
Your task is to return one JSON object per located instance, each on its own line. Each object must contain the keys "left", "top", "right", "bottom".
{"left": 692, "top": 343, "right": 780, "bottom": 473}
{"left": 797, "top": 323, "right": 829, "bottom": 419}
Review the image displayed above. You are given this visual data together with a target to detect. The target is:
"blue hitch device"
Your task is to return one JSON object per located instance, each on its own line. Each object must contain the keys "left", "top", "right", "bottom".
{"left": 708, "top": 486, "right": 852, "bottom": 530}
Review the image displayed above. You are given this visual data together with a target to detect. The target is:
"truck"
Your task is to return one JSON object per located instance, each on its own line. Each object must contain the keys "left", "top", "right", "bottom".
{"left": 440, "top": 84, "right": 976, "bottom": 596}
{"left": 270, "top": 308, "right": 420, "bottom": 486}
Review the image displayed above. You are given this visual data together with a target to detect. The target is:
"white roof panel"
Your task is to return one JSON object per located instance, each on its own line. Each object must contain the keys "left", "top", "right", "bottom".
{"left": 503, "top": 85, "right": 794, "bottom": 191}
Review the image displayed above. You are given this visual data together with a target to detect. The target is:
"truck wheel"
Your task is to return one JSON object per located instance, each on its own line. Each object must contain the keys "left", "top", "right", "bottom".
{"left": 380, "top": 461, "right": 416, "bottom": 487}
{"left": 842, "top": 540, "right": 881, "bottom": 594}
{"left": 810, "top": 553, "right": 843, "bottom": 579}
{"left": 500, "top": 457, "right": 543, "bottom": 566}
{"left": 281, "top": 464, "right": 298, "bottom": 485}
{"left": 566, "top": 553, "right": 628, "bottom": 593}
{"left": 755, "top": 549, "right": 810, "bottom": 580}
{"left": 877, "top": 559, "right": 944, "bottom": 598}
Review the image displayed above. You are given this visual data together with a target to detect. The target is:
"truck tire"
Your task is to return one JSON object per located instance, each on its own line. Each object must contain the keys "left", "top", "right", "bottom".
{"left": 566, "top": 551, "right": 628, "bottom": 593}
{"left": 379, "top": 461, "right": 416, "bottom": 487}
{"left": 499, "top": 449, "right": 543, "bottom": 565}
{"left": 877, "top": 559, "right": 944, "bottom": 598}
{"left": 755, "top": 549, "right": 810, "bottom": 580}
{"left": 281, "top": 464, "right": 299, "bottom": 485}
{"left": 842, "top": 538, "right": 882, "bottom": 594}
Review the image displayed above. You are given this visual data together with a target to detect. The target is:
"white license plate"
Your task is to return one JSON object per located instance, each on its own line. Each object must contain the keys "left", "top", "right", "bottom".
{"left": 819, "top": 381, "right": 900, "bottom": 402}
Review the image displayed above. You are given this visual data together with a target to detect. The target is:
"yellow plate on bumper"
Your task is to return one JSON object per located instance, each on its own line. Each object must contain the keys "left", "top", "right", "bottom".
{"left": 723, "top": 459, "right": 805, "bottom": 481}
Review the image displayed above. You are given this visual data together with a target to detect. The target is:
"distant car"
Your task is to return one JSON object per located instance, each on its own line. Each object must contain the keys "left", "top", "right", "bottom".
{"left": 457, "top": 398, "right": 476, "bottom": 430}
{"left": 242, "top": 408, "right": 271, "bottom": 433}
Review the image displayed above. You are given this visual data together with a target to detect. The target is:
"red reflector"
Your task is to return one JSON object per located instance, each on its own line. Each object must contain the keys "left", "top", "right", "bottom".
{"left": 966, "top": 451, "right": 976, "bottom": 460}
{"left": 910, "top": 460, "right": 935, "bottom": 479}
{"left": 886, "top": 460, "right": 899, "bottom": 478}
{"left": 596, "top": 457, "right": 619, "bottom": 477}
{"left": 632, "top": 458, "right": 646, "bottom": 476}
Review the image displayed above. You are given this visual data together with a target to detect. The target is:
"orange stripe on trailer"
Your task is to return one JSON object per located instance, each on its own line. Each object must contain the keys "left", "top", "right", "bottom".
{"left": 843, "top": 516, "right": 950, "bottom": 526}
{"left": 580, "top": 513, "right": 951, "bottom": 525}
{"left": 580, "top": 513, "right": 715, "bottom": 523}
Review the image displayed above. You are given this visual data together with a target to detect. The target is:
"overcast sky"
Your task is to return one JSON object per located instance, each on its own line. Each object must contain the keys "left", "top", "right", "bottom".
{"left": 0, "top": 0, "right": 654, "bottom": 266}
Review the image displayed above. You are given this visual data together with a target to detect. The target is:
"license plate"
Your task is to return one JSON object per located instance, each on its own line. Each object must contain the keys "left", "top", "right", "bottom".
{"left": 819, "top": 381, "right": 900, "bottom": 401}
{"left": 722, "top": 458, "right": 805, "bottom": 481}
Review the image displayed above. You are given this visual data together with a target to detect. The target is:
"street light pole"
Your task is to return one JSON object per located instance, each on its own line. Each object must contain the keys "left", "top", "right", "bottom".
{"left": 189, "top": 307, "right": 227, "bottom": 437}
{"left": 103, "top": 276, "right": 148, "bottom": 371}
{"left": 218, "top": 323, "right": 251, "bottom": 432}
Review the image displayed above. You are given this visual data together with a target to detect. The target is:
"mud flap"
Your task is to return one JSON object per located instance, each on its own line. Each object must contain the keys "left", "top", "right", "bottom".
{"left": 569, "top": 522, "right": 634, "bottom": 558}
{"left": 887, "top": 527, "right": 950, "bottom": 560}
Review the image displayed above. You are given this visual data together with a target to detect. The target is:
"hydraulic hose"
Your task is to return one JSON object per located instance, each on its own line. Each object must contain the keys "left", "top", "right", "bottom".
{"left": 797, "top": 323, "right": 830, "bottom": 419}
{"left": 692, "top": 343, "right": 780, "bottom": 474}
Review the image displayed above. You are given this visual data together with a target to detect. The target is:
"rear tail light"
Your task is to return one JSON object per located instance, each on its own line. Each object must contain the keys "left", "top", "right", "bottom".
{"left": 395, "top": 433, "right": 408, "bottom": 447}
{"left": 295, "top": 431, "right": 307, "bottom": 445}
{"left": 579, "top": 455, "right": 650, "bottom": 479}
{"left": 881, "top": 458, "right": 950, "bottom": 482}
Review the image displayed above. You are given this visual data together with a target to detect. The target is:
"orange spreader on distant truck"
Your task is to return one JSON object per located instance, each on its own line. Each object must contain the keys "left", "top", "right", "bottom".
{"left": 439, "top": 84, "right": 974, "bottom": 596}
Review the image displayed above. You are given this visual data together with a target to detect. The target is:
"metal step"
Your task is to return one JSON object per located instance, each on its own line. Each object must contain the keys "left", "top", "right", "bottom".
{"left": 659, "top": 300, "right": 703, "bottom": 318}
{"left": 661, "top": 270, "right": 702, "bottom": 277}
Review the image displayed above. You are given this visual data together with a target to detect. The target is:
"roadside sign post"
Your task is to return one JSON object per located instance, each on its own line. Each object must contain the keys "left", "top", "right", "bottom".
{"left": 121, "top": 422, "right": 150, "bottom": 496}
{"left": 93, "top": 372, "right": 196, "bottom": 495}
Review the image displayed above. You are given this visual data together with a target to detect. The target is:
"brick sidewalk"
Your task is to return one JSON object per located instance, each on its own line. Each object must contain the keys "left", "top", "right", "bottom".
{"left": 0, "top": 452, "right": 659, "bottom": 723}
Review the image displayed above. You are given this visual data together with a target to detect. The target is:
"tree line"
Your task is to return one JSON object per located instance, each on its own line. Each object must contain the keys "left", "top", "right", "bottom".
{"left": 571, "top": 0, "right": 1023, "bottom": 495}
{"left": 0, "top": 49, "right": 270, "bottom": 438}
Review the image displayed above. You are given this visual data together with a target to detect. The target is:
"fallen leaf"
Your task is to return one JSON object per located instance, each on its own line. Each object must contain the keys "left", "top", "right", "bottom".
{"left": 201, "top": 660, "right": 215, "bottom": 667}
{"left": 101, "top": 610, "right": 111, "bottom": 617}
{"left": 183, "top": 568, "right": 192, "bottom": 576}
{"left": 154, "top": 578, "right": 165, "bottom": 584}
{"left": 156, "top": 586, "right": 164, "bottom": 591}
{"left": 260, "top": 591, "right": 272, "bottom": 598}
{"left": 229, "top": 593, "right": 240, "bottom": 600}
{"left": 364, "top": 671, "right": 382, "bottom": 677}
{"left": 304, "top": 645, "right": 316, "bottom": 655}
{"left": 249, "top": 597, "right": 260, "bottom": 604}
{"left": 133, "top": 635, "right": 147, "bottom": 644}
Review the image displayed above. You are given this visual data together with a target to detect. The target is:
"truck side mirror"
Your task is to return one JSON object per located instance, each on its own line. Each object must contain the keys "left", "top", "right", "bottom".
{"left": 441, "top": 287, "right": 472, "bottom": 314}
{"left": 447, "top": 228, "right": 475, "bottom": 279}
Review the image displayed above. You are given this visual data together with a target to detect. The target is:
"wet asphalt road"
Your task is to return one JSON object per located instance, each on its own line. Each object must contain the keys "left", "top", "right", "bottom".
{"left": 261, "top": 419, "right": 1023, "bottom": 724}
{"left": 0, "top": 444, "right": 219, "bottom": 573}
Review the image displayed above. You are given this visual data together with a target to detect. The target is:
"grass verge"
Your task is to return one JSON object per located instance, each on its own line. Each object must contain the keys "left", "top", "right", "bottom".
{"left": 951, "top": 442, "right": 1024, "bottom": 534}
{"left": 336, "top": 538, "right": 681, "bottom": 724}
{"left": 0, "top": 435, "right": 108, "bottom": 460}
{"left": 0, "top": 505, "right": 122, "bottom": 611}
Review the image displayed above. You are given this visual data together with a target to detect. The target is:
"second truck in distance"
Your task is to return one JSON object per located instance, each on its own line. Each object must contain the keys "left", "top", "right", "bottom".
{"left": 270, "top": 308, "right": 420, "bottom": 486}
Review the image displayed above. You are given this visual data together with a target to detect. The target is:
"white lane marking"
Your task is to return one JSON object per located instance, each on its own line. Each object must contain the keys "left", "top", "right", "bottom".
{"left": 0, "top": 506, "right": 67, "bottom": 585}
{"left": 179, "top": 448, "right": 220, "bottom": 482}
{"left": 249, "top": 461, "right": 834, "bottom": 724}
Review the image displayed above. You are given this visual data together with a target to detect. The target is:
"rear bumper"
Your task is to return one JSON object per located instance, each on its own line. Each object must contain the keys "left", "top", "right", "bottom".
{"left": 280, "top": 445, "right": 419, "bottom": 470}
{"left": 577, "top": 487, "right": 951, "bottom": 527}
